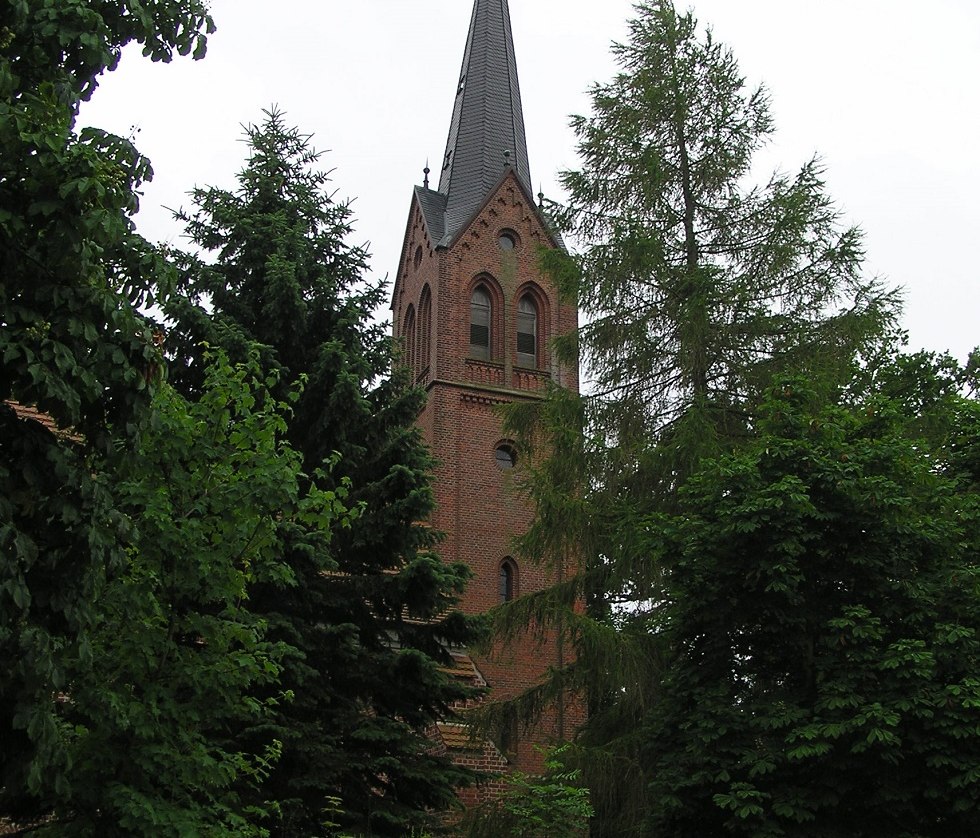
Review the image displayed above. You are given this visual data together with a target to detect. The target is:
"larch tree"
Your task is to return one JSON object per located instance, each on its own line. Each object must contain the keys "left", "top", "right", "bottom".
{"left": 539, "top": 0, "right": 896, "bottom": 486}
{"left": 165, "top": 111, "right": 477, "bottom": 837}
{"left": 498, "top": 2, "right": 900, "bottom": 833}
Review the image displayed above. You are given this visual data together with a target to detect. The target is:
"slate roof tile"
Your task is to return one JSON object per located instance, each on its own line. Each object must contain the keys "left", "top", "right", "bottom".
{"left": 436, "top": 0, "right": 532, "bottom": 244}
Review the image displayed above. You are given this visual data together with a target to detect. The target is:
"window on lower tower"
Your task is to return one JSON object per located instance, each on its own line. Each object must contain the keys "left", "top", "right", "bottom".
{"left": 470, "top": 286, "right": 491, "bottom": 360}
{"left": 495, "top": 442, "right": 517, "bottom": 469}
{"left": 516, "top": 294, "right": 538, "bottom": 367}
{"left": 499, "top": 558, "right": 517, "bottom": 602}
{"left": 498, "top": 715, "right": 518, "bottom": 760}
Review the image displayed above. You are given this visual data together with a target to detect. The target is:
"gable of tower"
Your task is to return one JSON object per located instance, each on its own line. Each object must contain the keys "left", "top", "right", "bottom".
{"left": 433, "top": 167, "right": 577, "bottom": 395}
{"left": 449, "top": 166, "right": 562, "bottom": 257}
{"left": 392, "top": 189, "right": 443, "bottom": 387}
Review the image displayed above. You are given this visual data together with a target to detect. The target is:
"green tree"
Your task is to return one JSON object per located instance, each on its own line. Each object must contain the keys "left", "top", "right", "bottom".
{"left": 641, "top": 380, "right": 980, "bottom": 836}
{"left": 463, "top": 746, "right": 594, "bottom": 838}
{"left": 500, "top": 2, "right": 899, "bottom": 832}
{"left": 0, "top": 0, "right": 213, "bottom": 816}
{"left": 166, "top": 111, "right": 477, "bottom": 836}
{"left": 63, "top": 355, "right": 351, "bottom": 836}
{"left": 849, "top": 347, "right": 980, "bottom": 488}
{"left": 542, "top": 0, "right": 895, "bottom": 484}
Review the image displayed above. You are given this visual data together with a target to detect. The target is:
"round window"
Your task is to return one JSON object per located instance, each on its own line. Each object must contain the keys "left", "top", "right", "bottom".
{"left": 495, "top": 444, "right": 517, "bottom": 469}
{"left": 498, "top": 231, "right": 516, "bottom": 251}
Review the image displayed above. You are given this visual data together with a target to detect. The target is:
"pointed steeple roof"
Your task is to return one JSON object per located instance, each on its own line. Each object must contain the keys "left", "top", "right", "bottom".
{"left": 435, "top": 0, "right": 532, "bottom": 243}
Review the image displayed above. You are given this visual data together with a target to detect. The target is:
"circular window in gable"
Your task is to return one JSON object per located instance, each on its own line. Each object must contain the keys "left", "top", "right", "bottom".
{"left": 495, "top": 443, "right": 517, "bottom": 469}
{"left": 498, "top": 230, "right": 518, "bottom": 251}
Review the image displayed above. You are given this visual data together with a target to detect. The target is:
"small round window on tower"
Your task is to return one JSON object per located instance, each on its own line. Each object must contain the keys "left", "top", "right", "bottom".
{"left": 498, "top": 230, "right": 517, "bottom": 251}
{"left": 495, "top": 443, "right": 517, "bottom": 469}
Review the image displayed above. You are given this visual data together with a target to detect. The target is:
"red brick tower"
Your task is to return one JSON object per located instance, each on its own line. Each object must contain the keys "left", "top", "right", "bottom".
{"left": 390, "top": 0, "right": 579, "bottom": 779}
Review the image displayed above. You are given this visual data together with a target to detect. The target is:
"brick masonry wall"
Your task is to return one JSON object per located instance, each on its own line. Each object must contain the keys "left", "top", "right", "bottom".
{"left": 393, "top": 171, "right": 583, "bottom": 777}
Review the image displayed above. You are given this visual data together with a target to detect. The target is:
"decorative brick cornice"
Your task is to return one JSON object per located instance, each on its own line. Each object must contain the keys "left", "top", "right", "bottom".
{"left": 460, "top": 391, "right": 511, "bottom": 407}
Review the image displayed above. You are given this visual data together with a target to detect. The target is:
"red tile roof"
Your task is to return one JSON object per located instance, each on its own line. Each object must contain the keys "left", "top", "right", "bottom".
{"left": 4, "top": 400, "right": 59, "bottom": 432}
{"left": 436, "top": 722, "right": 483, "bottom": 751}
{"left": 3, "top": 400, "right": 81, "bottom": 442}
{"left": 440, "top": 652, "right": 487, "bottom": 688}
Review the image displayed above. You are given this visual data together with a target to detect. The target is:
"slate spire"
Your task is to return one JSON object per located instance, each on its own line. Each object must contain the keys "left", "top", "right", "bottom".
{"left": 437, "top": 0, "right": 532, "bottom": 241}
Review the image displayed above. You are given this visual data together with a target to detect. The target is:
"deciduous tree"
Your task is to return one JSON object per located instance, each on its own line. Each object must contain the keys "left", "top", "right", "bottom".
{"left": 64, "top": 356, "right": 349, "bottom": 836}
{"left": 642, "top": 380, "right": 980, "bottom": 836}
{"left": 0, "top": 0, "right": 213, "bottom": 815}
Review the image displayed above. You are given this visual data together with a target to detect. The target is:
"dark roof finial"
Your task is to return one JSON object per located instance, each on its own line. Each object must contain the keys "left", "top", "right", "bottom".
{"left": 538, "top": 185, "right": 545, "bottom": 208}
{"left": 423, "top": 161, "right": 430, "bottom": 189}
{"left": 503, "top": 149, "right": 511, "bottom": 168}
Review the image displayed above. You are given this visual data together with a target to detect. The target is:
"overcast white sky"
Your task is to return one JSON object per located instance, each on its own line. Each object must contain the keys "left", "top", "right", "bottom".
{"left": 82, "top": 0, "right": 979, "bottom": 363}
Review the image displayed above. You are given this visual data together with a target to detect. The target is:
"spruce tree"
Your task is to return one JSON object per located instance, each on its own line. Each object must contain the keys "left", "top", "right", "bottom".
{"left": 166, "top": 111, "right": 476, "bottom": 836}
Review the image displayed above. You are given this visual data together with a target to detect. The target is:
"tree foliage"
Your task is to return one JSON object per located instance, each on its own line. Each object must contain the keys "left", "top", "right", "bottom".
{"left": 642, "top": 380, "right": 980, "bottom": 836}
{"left": 542, "top": 0, "right": 895, "bottom": 482}
{"left": 166, "top": 111, "right": 477, "bottom": 836}
{"left": 850, "top": 347, "right": 980, "bottom": 488}
{"left": 0, "top": 0, "right": 213, "bottom": 816}
{"left": 500, "top": 2, "right": 907, "bottom": 833}
{"left": 462, "top": 746, "right": 594, "bottom": 838}
{"left": 62, "top": 355, "right": 350, "bottom": 836}
{"left": 2, "top": 6, "right": 474, "bottom": 831}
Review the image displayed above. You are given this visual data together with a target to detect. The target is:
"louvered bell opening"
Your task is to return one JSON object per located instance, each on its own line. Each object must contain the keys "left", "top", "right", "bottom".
{"left": 470, "top": 288, "right": 491, "bottom": 360}
{"left": 516, "top": 296, "right": 537, "bottom": 367}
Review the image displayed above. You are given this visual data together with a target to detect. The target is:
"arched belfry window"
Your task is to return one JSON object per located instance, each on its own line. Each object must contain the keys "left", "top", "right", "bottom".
{"left": 403, "top": 305, "right": 417, "bottom": 373}
{"left": 499, "top": 558, "right": 517, "bottom": 602}
{"left": 516, "top": 294, "right": 538, "bottom": 368}
{"left": 470, "top": 286, "right": 491, "bottom": 360}
{"left": 418, "top": 285, "right": 432, "bottom": 375}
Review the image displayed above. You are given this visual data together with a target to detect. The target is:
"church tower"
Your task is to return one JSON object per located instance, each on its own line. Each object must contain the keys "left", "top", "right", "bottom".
{"left": 391, "top": 0, "right": 579, "bottom": 780}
